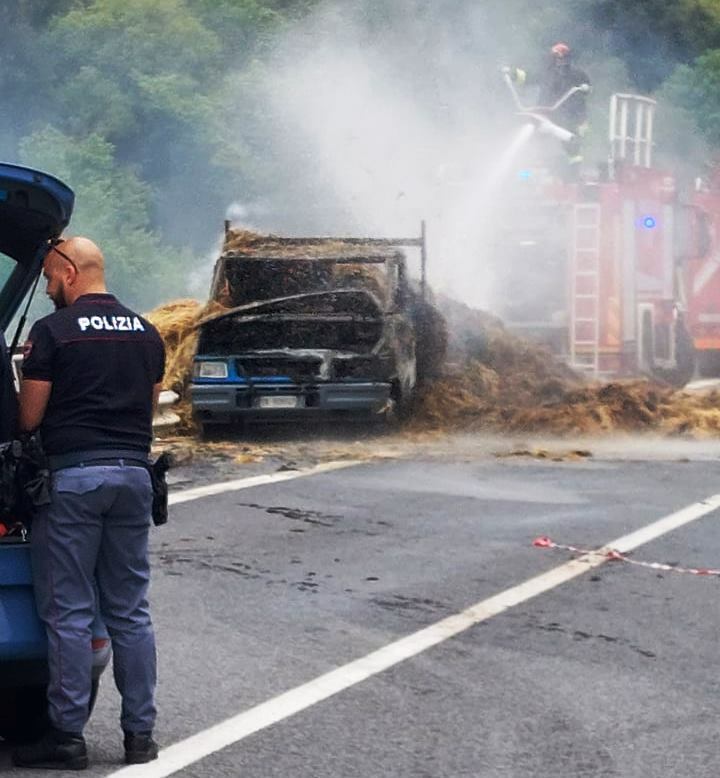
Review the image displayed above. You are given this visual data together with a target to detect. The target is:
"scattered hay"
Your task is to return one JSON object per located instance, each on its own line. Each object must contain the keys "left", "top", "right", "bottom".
{"left": 494, "top": 448, "right": 593, "bottom": 461}
{"left": 145, "top": 298, "right": 228, "bottom": 431}
{"left": 146, "top": 299, "right": 203, "bottom": 395}
{"left": 411, "top": 295, "right": 720, "bottom": 438}
{"left": 413, "top": 362, "right": 720, "bottom": 438}
{"left": 409, "top": 295, "right": 584, "bottom": 432}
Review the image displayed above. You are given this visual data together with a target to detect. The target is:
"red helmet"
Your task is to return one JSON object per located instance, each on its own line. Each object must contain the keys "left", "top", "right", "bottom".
{"left": 551, "top": 42, "right": 571, "bottom": 59}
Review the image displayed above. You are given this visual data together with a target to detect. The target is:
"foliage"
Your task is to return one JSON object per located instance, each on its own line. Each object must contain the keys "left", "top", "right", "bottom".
{"left": 588, "top": 0, "right": 720, "bottom": 89}
{"left": 3, "top": 0, "right": 720, "bottom": 311}
{"left": 49, "top": 0, "right": 222, "bottom": 144}
{"left": 658, "top": 50, "right": 720, "bottom": 152}
{"left": 18, "top": 127, "right": 192, "bottom": 310}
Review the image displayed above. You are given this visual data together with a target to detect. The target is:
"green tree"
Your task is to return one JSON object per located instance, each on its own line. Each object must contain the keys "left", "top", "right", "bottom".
{"left": 653, "top": 50, "right": 720, "bottom": 174}
{"left": 49, "top": 0, "right": 221, "bottom": 147}
{"left": 45, "top": 0, "right": 229, "bottom": 251}
{"left": 588, "top": 0, "right": 720, "bottom": 89}
{"left": 18, "top": 126, "right": 193, "bottom": 310}
{"left": 188, "top": 0, "right": 283, "bottom": 55}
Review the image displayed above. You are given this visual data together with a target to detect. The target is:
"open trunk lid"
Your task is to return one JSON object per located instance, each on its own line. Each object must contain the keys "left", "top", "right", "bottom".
{"left": 0, "top": 163, "right": 74, "bottom": 331}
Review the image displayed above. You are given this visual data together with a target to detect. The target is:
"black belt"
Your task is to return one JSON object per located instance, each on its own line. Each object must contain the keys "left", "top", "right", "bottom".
{"left": 76, "top": 457, "right": 147, "bottom": 469}
{"left": 48, "top": 450, "right": 149, "bottom": 471}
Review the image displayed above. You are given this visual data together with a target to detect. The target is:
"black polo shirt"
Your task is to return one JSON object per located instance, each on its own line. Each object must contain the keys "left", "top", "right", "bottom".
{"left": 22, "top": 293, "right": 165, "bottom": 456}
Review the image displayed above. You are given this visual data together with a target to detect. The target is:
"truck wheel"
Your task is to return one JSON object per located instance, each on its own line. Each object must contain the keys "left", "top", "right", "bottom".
{"left": 200, "top": 423, "right": 223, "bottom": 441}
{"left": 394, "top": 392, "right": 413, "bottom": 423}
{"left": 200, "top": 419, "right": 245, "bottom": 440}
{"left": 696, "top": 349, "right": 720, "bottom": 378}
{"left": 652, "top": 322, "right": 696, "bottom": 388}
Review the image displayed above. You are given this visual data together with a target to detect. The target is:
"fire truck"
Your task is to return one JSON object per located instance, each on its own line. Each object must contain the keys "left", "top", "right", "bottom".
{"left": 490, "top": 87, "right": 720, "bottom": 386}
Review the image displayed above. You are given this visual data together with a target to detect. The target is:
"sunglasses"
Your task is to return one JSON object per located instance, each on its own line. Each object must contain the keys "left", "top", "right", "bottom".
{"left": 47, "top": 238, "right": 79, "bottom": 274}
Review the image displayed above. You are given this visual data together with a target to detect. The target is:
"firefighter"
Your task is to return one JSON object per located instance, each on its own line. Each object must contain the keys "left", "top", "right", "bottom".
{"left": 508, "top": 42, "right": 591, "bottom": 167}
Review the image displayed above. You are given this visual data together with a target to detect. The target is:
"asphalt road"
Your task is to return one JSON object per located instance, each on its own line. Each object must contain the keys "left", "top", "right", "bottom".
{"left": 4, "top": 438, "right": 720, "bottom": 777}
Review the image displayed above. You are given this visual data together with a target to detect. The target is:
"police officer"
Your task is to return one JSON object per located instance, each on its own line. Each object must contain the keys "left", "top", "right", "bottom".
{"left": 13, "top": 237, "right": 165, "bottom": 770}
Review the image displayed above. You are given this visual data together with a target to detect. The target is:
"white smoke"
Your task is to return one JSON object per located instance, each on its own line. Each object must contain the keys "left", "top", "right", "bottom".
{"left": 211, "top": 2, "right": 638, "bottom": 312}
{"left": 254, "top": 2, "right": 552, "bottom": 310}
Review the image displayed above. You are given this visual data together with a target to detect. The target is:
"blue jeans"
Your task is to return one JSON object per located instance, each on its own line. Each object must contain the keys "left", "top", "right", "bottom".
{"left": 31, "top": 464, "right": 157, "bottom": 734}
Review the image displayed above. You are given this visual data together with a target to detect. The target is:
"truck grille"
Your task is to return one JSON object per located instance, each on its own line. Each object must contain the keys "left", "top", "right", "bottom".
{"left": 236, "top": 357, "right": 322, "bottom": 381}
{"left": 333, "top": 356, "right": 380, "bottom": 380}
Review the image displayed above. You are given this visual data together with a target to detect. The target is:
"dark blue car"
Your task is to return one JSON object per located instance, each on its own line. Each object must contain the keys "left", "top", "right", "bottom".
{"left": 0, "top": 164, "right": 111, "bottom": 742}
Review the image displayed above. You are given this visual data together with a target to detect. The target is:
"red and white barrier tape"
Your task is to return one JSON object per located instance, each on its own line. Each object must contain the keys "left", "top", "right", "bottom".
{"left": 532, "top": 536, "right": 720, "bottom": 577}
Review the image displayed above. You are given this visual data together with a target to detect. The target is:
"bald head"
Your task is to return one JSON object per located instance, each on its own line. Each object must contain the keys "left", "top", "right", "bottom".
{"left": 43, "top": 236, "right": 108, "bottom": 309}
{"left": 64, "top": 237, "right": 105, "bottom": 276}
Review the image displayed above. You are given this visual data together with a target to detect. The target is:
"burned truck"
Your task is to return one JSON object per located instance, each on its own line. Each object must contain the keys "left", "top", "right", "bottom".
{"left": 191, "top": 227, "right": 436, "bottom": 431}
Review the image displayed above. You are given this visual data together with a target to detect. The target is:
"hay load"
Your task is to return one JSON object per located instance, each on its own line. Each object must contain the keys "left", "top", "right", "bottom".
{"left": 145, "top": 299, "right": 230, "bottom": 429}
{"left": 216, "top": 230, "right": 397, "bottom": 310}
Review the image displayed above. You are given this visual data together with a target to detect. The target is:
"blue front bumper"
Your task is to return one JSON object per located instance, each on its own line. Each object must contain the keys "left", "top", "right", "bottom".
{"left": 191, "top": 381, "right": 391, "bottom": 420}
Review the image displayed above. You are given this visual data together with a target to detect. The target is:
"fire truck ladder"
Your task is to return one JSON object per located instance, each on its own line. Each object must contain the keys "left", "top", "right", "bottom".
{"left": 569, "top": 203, "right": 601, "bottom": 377}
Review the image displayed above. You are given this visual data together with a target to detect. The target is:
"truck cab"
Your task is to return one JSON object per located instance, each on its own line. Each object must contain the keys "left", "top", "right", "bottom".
{"left": 0, "top": 164, "right": 110, "bottom": 742}
{"left": 191, "top": 230, "right": 427, "bottom": 432}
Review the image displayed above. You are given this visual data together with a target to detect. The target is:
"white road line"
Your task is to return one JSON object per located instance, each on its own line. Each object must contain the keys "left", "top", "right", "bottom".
{"left": 168, "top": 460, "right": 363, "bottom": 506}
{"left": 107, "top": 494, "right": 720, "bottom": 778}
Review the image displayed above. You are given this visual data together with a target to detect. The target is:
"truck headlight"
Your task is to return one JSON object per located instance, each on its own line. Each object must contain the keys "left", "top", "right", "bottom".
{"left": 195, "top": 361, "right": 229, "bottom": 379}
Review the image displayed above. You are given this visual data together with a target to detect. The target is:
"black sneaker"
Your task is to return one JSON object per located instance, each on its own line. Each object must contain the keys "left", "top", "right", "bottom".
{"left": 124, "top": 732, "right": 159, "bottom": 764}
{"left": 12, "top": 727, "right": 88, "bottom": 770}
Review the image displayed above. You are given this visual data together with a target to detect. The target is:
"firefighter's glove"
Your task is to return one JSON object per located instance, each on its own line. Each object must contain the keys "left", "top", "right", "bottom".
{"left": 503, "top": 67, "right": 527, "bottom": 85}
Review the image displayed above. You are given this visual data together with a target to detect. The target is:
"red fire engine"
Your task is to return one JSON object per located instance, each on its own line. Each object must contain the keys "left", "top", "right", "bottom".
{"left": 491, "top": 90, "right": 720, "bottom": 386}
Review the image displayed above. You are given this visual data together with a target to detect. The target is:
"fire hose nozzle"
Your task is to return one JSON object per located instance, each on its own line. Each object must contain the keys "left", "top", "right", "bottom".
{"left": 534, "top": 115, "right": 575, "bottom": 143}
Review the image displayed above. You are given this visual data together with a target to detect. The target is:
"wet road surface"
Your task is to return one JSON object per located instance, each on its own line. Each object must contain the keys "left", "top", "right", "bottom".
{"left": 3, "top": 437, "right": 720, "bottom": 776}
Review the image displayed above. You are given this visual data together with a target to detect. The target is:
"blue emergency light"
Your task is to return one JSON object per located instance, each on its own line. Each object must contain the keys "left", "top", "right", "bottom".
{"left": 518, "top": 169, "right": 532, "bottom": 181}
{"left": 641, "top": 216, "right": 657, "bottom": 229}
